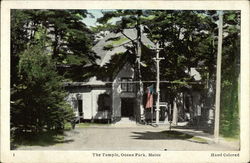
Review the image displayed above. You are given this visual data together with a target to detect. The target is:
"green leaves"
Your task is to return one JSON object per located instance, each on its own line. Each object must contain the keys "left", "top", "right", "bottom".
{"left": 219, "top": 11, "right": 240, "bottom": 137}
{"left": 12, "top": 42, "right": 74, "bottom": 132}
{"left": 11, "top": 9, "right": 96, "bottom": 81}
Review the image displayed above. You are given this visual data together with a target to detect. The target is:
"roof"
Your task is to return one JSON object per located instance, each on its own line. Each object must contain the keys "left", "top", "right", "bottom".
{"left": 92, "top": 28, "right": 155, "bottom": 67}
{"left": 64, "top": 77, "right": 110, "bottom": 87}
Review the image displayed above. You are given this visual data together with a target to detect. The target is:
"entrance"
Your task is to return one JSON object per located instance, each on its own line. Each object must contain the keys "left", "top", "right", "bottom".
{"left": 121, "top": 98, "right": 134, "bottom": 117}
{"left": 78, "top": 100, "right": 83, "bottom": 117}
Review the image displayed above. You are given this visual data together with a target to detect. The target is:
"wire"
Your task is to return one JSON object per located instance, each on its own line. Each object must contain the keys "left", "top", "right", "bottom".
{"left": 64, "top": 80, "right": 205, "bottom": 85}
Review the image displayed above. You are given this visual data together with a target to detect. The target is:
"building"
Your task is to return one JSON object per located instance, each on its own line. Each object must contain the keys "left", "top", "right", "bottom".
{"left": 64, "top": 28, "right": 155, "bottom": 123}
{"left": 64, "top": 28, "right": 210, "bottom": 126}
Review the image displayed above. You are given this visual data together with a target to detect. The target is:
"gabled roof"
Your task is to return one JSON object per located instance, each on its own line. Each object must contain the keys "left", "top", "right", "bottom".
{"left": 92, "top": 28, "right": 155, "bottom": 67}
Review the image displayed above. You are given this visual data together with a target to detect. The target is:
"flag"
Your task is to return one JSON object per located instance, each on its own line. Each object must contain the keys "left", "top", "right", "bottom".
{"left": 145, "top": 85, "right": 154, "bottom": 109}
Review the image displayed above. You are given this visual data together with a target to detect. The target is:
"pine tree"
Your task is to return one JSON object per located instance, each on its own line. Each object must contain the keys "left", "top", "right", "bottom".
{"left": 11, "top": 9, "right": 97, "bottom": 81}
{"left": 10, "top": 10, "right": 97, "bottom": 133}
{"left": 11, "top": 38, "right": 74, "bottom": 132}
{"left": 219, "top": 10, "right": 240, "bottom": 137}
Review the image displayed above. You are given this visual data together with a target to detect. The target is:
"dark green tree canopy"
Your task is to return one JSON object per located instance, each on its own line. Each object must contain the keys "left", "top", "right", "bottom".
{"left": 11, "top": 9, "right": 99, "bottom": 82}
{"left": 11, "top": 40, "right": 74, "bottom": 132}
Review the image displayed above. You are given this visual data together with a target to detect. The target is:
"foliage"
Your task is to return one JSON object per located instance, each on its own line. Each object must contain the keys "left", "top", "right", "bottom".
{"left": 96, "top": 10, "right": 213, "bottom": 92}
{"left": 96, "top": 10, "right": 240, "bottom": 136}
{"left": 11, "top": 130, "right": 68, "bottom": 149}
{"left": 219, "top": 11, "right": 240, "bottom": 137}
{"left": 10, "top": 9, "right": 99, "bottom": 136}
{"left": 11, "top": 41, "right": 74, "bottom": 133}
{"left": 11, "top": 9, "right": 97, "bottom": 82}
{"left": 10, "top": 9, "right": 240, "bottom": 139}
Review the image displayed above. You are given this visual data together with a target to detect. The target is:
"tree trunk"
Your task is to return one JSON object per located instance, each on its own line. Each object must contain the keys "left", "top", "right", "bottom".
{"left": 135, "top": 14, "right": 144, "bottom": 122}
{"left": 172, "top": 98, "right": 178, "bottom": 125}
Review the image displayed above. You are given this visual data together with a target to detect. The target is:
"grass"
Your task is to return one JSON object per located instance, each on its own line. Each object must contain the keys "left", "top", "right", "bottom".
{"left": 11, "top": 130, "right": 73, "bottom": 149}
{"left": 162, "top": 130, "right": 193, "bottom": 139}
{"left": 64, "top": 122, "right": 110, "bottom": 129}
{"left": 190, "top": 136, "right": 208, "bottom": 143}
{"left": 76, "top": 122, "right": 110, "bottom": 128}
{"left": 64, "top": 122, "right": 72, "bottom": 130}
{"left": 220, "top": 130, "right": 240, "bottom": 142}
{"left": 222, "top": 135, "right": 240, "bottom": 142}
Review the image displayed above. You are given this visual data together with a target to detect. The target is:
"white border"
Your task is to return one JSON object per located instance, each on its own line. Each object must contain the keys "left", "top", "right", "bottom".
{"left": 1, "top": 1, "right": 249, "bottom": 162}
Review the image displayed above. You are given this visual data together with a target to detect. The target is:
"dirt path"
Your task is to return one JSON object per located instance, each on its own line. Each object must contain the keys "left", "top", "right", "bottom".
{"left": 17, "top": 126, "right": 238, "bottom": 151}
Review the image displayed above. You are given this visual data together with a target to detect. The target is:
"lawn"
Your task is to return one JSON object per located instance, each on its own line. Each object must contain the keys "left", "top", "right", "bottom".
{"left": 75, "top": 122, "right": 111, "bottom": 128}
{"left": 11, "top": 130, "right": 71, "bottom": 149}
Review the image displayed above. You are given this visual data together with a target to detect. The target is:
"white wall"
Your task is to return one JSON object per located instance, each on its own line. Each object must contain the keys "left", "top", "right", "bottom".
{"left": 66, "top": 62, "right": 135, "bottom": 121}
{"left": 66, "top": 87, "right": 111, "bottom": 120}
{"left": 82, "top": 92, "right": 92, "bottom": 119}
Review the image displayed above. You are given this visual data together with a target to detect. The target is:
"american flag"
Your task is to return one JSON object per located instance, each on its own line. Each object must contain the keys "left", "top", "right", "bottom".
{"left": 145, "top": 85, "right": 154, "bottom": 109}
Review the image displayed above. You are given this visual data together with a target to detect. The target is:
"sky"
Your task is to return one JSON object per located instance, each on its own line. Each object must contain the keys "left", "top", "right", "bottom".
{"left": 82, "top": 9, "right": 119, "bottom": 27}
{"left": 82, "top": 10, "right": 103, "bottom": 27}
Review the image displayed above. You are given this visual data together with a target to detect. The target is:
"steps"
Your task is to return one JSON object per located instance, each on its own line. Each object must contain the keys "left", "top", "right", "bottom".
{"left": 112, "top": 117, "right": 136, "bottom": 126}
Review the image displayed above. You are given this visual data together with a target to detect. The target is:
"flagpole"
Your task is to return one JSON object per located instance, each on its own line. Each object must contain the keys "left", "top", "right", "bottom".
{"left": 151, "top": 106, "right": 153, "bottom": 123}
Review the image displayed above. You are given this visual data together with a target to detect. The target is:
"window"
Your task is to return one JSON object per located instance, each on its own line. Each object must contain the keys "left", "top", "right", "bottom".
{"left": 121, "top": 78, "right": 134, "bottom": 92}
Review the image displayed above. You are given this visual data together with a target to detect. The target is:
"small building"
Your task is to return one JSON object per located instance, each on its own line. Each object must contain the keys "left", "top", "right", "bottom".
{"left": 64, "top": 61, "right": 137, "bottom": 123}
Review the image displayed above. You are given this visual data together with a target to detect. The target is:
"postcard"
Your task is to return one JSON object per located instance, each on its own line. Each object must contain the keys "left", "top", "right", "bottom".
{"left": 1, "top": 0, "right": 249, "bottom": 162}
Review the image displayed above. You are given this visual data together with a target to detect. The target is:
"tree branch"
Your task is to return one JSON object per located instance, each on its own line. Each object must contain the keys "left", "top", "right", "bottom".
{"left": 120, "top": 30, "right": 136, "bottom": 44}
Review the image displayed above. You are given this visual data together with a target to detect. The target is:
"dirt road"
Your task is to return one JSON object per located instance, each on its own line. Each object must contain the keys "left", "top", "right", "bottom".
{"left": 17, "top": 125, "right": 238, "bottom": 151}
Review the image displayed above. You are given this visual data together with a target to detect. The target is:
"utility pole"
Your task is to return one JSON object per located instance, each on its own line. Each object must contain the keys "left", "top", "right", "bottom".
{"left": 153, "top": 42, "right": 164, "bottom": 124}
{"left": 214, "top": 11, "right": 223, "bottom": 141}
{"left": 136, "top": 21, "right": 144, "bottom": 122}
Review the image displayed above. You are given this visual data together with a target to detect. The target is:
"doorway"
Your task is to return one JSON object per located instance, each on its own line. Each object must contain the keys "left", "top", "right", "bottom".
{"left": 121, "top": 98, "right": 134, "bottom": 117}
{"left": 78, "top": 100, "right": 83, "bottom": 117}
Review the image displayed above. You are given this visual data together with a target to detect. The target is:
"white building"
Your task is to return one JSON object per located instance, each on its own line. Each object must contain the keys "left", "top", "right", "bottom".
{"left": 64, "top": 29, "right": 154, "bottom": 123}
{"left": 64, "top": 29, "right": 207, "bottom": 125}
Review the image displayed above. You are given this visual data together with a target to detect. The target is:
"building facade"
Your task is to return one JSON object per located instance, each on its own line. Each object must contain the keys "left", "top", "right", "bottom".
{"left": 64, "top": 29, "right": 211, "bottom": 126}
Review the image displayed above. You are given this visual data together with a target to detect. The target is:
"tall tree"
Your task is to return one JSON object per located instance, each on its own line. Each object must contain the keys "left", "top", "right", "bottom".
{"left": 219, "top": 10, "right": 240, "bottom": 137}
{"left": 95, "top": 10, "right": 240, "bottom": 132}
{"left": 142, "top": 10, "right": 215, "bottom": 124}
{"left": 10, "top": 10, "right": 98, "bottom": 134}
{"left": 11, "top": 38, "right": 74, "bottom": 132}
{"left": 11, "top": 9, "right": 97, "bottom": 82}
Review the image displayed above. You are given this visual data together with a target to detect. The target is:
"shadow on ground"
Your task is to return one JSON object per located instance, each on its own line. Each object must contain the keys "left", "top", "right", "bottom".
{"left": 11, "top": 130, "right": 74, "bottom": 149}
{"left": 131, "top": 130, "right": 208, "bottom": 144}
{"left": 172, "top": 123, "right": 213, "bottom": 134}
